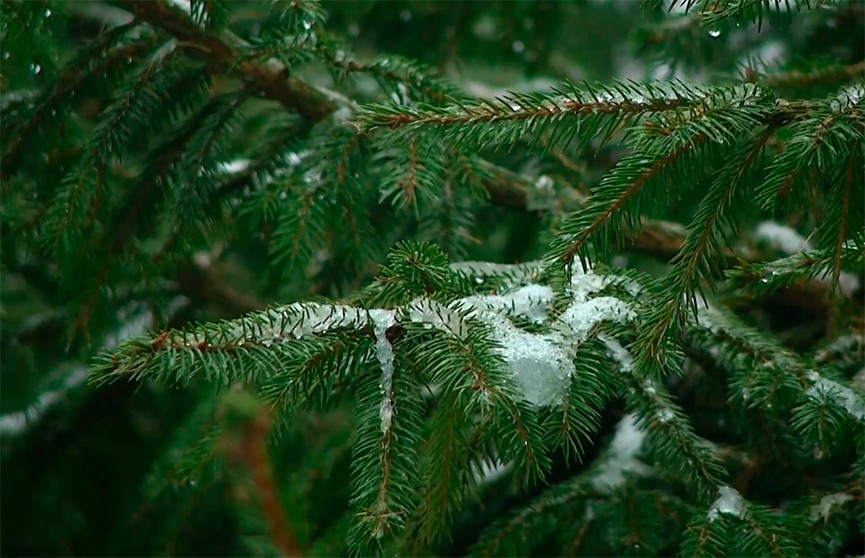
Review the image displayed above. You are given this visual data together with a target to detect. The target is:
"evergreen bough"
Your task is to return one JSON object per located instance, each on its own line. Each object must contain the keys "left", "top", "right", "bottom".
{"left": 2, "top": 0, "right": 863, "bottom": 556}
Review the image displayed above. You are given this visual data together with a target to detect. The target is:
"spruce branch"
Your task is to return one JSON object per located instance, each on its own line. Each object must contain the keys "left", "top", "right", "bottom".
{"left": 356, "top": 81, "right": 710, "bottom": 145}
{"left": 318, "top": 49, "right": 462, "bottom": 105}
{"left": 70, "top": 93, "right": 232, "bottom": 339}
{"left": 747, "top": 60, "right": 865, "bottom": 89}
{"left": 1, "top": 23, "right": 159, "bottom": 178}
{"left": 681, "top": 485, "right": 804, "bottom": 557}
{"left": 638, "top": 127, "right": 775, "bottom": 362}
{"left": 674, "top": 0, "right": 838, "bottom": 29}
{"left": 124, "top": 0, "right": 337, "bottom": 121}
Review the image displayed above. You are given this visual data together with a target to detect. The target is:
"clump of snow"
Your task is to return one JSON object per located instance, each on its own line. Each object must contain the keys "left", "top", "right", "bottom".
{"left": 566, "top": 264, "right": 610, "bottom": 300}
{"left": 592, "top": 414, "right": 649, "bottom": 489}
{"left": 816, "top": 269, "right": 860, "bottom": 298}
{"left": 215, "top": 159, "right": 250, "bottom": 174}
{"left": 831, "top": 84, "right": 864, "bottom": 113}
{"left": 559, "top": 296, "right": 634, "bottom": 343}
{"left": 167, "top": 0, "right": 192, "bottom": 16}
{"left": 450, "top": 263, "right": 636, "bottom": 406}
{"left": 852, "top": 367, "right": 865, "bottom": 393}
{"left": 656, "top": 408, "right": 675, "bottom": 422}
{"left": 816, "top": 334, "right": 863, "bottom": 361}
{"left": 407, "top": 294, "right": 573, "bottom": 407}
{"left": 810, "top": 492, "right": 853, "bottom": 522}
{"left": 707, "top": 485, "right": 748, "bottom": 522}
{"left": 369, "top": 309, "right": 397, "bottom": 434}
{"left": 488, "top": 318, "right": 575, "bottom": 406}
{"left": 528, "top": 175, "right": 555, "bottom": 210}
{"left": 331, "top": 105, "right": 354, "bottom": 123}
{"left": 600, "top": 335, "right": 634, "bottom": 373}
{"left": 755, "top": 221, "right": 811, "bottom": 254}
{"left": 552, "top": 267, "right": 636, "bottom": 349}
{"left": 806, "top": 370, "right": 865, "bottom": 421}
{"left": 472, "top": 458, "right": 510, "bottom": 485}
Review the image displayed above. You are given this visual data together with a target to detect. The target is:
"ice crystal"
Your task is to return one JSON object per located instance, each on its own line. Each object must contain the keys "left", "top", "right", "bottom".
{"left": 370, "top": 309, "right": 397, "bottom": 434}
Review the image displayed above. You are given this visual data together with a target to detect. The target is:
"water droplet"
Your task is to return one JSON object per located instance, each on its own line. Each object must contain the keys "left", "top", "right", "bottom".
{"left": 400, "top": 9, "right": 412, "bottom": 21}
{"left": 2, "top": 52, "right": 10, "bottom": 60}
{"left": 512, "top": 40, "right": 525, "bottom": 53}
{"left": 31, "top": 63, "right": 42, "bottom": 75}
{"left": 45, "top": 8, "right": 52, "bottom": 17}
{"left": 708, "top": 29, "right": 721, "bottom": 38}
{"left": 302, "top": 18, "right": 314, "bottom": 30}
{"left": 474, "top": 277, "right": 484, "bottom": 284}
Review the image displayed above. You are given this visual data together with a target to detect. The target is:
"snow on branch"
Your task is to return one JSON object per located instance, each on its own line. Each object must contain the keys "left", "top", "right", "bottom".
{"left": 805, "top": 370, "right": 865, "bottom": 422}
{"left": 707, "top": 485, "right": 749, "bottom": 522}
{"left": 100, "top": 263, "right": 638, "bottom": 409}
{"left": 591, "top": 414, "right": 650, "bottom": 490}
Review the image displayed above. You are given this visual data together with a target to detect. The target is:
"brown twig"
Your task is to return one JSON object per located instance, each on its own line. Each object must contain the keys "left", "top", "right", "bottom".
{"left": 125, "top": 0, "right": 336, "bottom": 122}
{"left": 227, "top": 406, "right": 302, "bottom": 558}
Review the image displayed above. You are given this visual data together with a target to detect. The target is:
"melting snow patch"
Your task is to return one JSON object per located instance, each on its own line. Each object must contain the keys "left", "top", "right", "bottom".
{"left": 708, "top": 486, "right": 748, "bottom": 522}
{"left": 592, "top": 414, "right": 649, "bottom": 489}
{"left": 215, "top": 159, "right": 250, "bottom": 174}
{"left": 472, "top": 458, "right": 510, "bottom": 485}
{"left": 560, "top": 296, "right": 634, "bottom": 343}
{"left": 810, "top": 492, "right": 853, "bottom": 522}
{"left": 247, "top": 264, "right": 637, "bottom": 410}
{"left": 754, "top": 221, "right": 811, "bottom": 254}
{"left": 806, "top": 370, "right": 865, "bottom": 421}
{"left": 489, "top": 319, "right": 574, "bottom": 406}
{"left": 600, "top": 335, "right": 634, "bottom": 373}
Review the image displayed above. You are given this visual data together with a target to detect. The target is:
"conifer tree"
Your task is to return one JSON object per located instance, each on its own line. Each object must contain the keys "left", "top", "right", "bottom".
{"left": 2, "top": 1, "right": 863, "bottom": 556}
